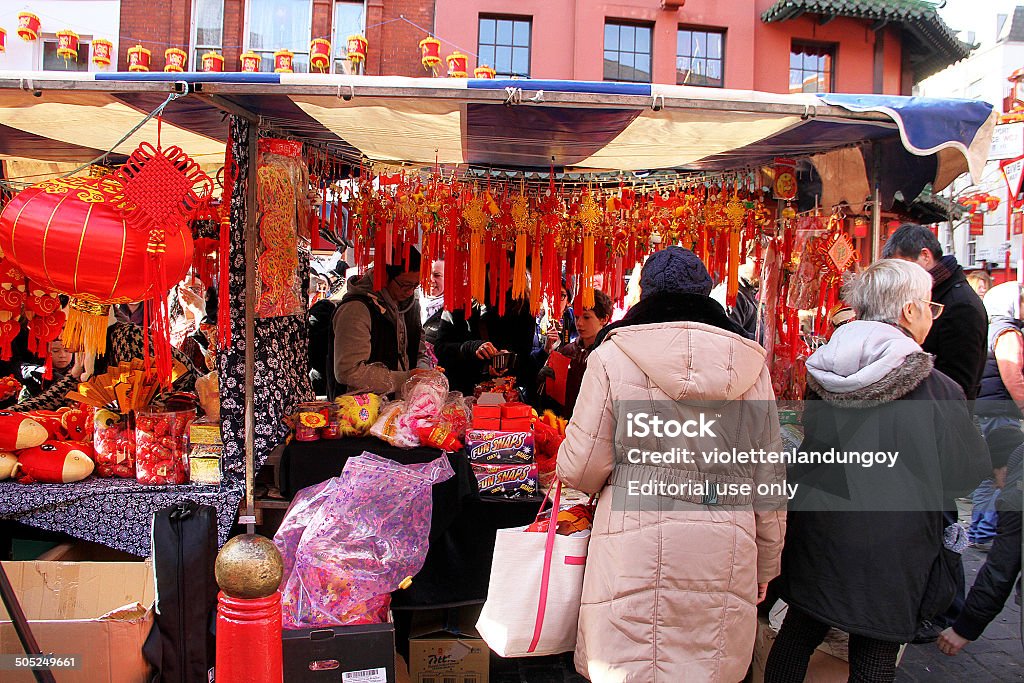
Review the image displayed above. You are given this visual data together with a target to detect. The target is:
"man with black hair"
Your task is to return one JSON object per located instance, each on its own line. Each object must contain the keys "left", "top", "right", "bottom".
{"left": 883, "top": 223, "right": 987, "bottom": 401}
{"left": 331, "top": 249, "right": 429, "bottom": 396}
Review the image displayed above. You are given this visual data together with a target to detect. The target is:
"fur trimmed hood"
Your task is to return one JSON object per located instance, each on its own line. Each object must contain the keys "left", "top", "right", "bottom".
{"left": 805, "top": 320, "right": 933, "bottom": 405}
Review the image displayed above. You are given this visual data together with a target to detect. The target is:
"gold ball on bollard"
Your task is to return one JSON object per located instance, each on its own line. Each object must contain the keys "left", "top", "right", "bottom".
{"left": 214, "top": 534, "right": 284, "bottom": 599}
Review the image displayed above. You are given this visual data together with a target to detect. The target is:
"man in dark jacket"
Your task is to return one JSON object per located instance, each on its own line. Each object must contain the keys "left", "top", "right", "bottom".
{"left": 883, "top": 223, "right": 987, "bottom": 400}
{"left": 938, "top": 435, "right": 1023, "bottom": 656}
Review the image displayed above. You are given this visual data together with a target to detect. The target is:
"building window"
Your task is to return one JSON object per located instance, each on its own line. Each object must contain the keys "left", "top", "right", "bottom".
{"left": 247, "top": 0, "right": 312, "bottom": 72}
{"left": 478, "top": 16, "right": 531, "bottom": 78}
{"left": 790, "top": 41, "right": 835, "bottom": 93}
{"left": 334, "top": 0, "right": 366, "bottom": 74}
{"left": 42, "top": 38, "right": 90, "bottom": 72}
{"left": 968, "top": 238, "right": 977, "bottom": 266}
{"left": 604, "top": 21, "right": 652, "bottom": 83}
{"left": 192, "top": 0, "right": 224, "bottom": 68}
{"left": 676, "top": 27, "right": 724, "bottom": 87}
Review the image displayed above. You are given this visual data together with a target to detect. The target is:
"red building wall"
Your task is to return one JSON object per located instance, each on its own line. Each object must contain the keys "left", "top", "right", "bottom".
{"left": 118, "top": 0, "right": 434, "bottom": 77}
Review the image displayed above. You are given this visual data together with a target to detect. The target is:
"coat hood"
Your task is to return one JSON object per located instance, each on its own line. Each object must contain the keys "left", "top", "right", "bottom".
{"left": 606, "top": 322, "right": 767, "bottom": 401}
{"left": 805, "top": 320, "right": 933, "bottom": 404}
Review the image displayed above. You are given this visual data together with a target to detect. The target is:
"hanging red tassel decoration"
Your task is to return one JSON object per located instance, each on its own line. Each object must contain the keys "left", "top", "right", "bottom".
{"left": 0, "top": 260, "right": 26, "bottom": 361}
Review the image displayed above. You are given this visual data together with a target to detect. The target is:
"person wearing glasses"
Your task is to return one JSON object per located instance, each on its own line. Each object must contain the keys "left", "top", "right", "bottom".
{"left": 332, "top": 248, "right": 429, "bottom": 396}
{"left": 765, "top": 259, "right": 989, "bottom": 683}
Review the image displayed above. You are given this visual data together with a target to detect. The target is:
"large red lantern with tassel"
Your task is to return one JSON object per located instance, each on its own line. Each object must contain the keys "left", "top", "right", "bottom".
{"left": 127, "top": 45, "right": 151, "bottom": 72}
{"left": 92, "top": 39, "right": 113, "bottom": 67}
{"left": 420, "top": 37, "right": 441, "bottom": 71}
{"left": 446, "top": 51, "right": 467, "bottom": 78}
{"left": 164, "top": 48, "right": 187, "bottom": 72}
{"left": 201, "top": 50, "right": 224, "bottom": 72}
{"left": 274, "top": 49, "right": 294, "bottom": 73}
{"left": 309, "top": 39, "right": 331, "bottom": 72}
{"left": 17, "top": 13, "right": 40, "bottom": 42}
{"left": 56, "top": 30, "right": 79, "bottom": 62}
{"left": 0, "top": 176, "right": 194, "bottom": 305}
{"left": 240, "top": 50, "right": 261, "bottom": 72}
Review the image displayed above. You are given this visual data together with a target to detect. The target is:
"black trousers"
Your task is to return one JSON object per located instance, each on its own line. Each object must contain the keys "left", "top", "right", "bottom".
{"left": 764, "top": 606, "right": 902, "bottom": 683}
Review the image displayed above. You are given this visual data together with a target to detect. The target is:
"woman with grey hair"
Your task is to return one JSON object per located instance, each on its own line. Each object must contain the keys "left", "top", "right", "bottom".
{"left": 765, "top": 259, "right": 990, "bottom": 683}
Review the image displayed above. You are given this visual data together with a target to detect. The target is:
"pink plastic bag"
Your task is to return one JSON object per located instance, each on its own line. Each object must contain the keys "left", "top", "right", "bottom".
{"left": 274, "top": 452, "right": 454, "bottom": 629}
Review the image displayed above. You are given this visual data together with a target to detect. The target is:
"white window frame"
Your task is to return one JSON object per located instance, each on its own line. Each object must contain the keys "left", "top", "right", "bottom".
{"left": 190, "top": 0, "right": 225, "bottom": 69}
{"left": 39, "top": 32, "right": 93, "bottom": 73}
{"left": 243, "top": 0, "right": 315, "bottom": 72}
{"left": 333, "top": 0, "right": 368, "bottom": 74}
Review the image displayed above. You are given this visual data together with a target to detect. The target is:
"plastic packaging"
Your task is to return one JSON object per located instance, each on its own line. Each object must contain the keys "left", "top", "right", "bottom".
{"left": 274, "top": 452, "right": 455, "bottom": 629}
{"left": 93, "top": 411, "right": 135, "bottom": 478}
{"left": 135, "top": 408, "right": 195, "bottom": 485}
{"left": 334, "top": 393, "right": 383, "bottom": 437}
{"left": 195, "top": 371, "right": 220, "bottom": 420}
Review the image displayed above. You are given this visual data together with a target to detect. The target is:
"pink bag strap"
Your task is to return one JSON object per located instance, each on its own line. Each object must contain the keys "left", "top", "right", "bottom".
{"left": 528, "top": 479, "right": 561, "bottom": 653}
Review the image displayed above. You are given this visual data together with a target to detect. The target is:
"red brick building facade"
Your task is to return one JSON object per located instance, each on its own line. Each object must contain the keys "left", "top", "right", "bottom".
{"left": 117, "top": 0, "right": 435, "bottom": 76}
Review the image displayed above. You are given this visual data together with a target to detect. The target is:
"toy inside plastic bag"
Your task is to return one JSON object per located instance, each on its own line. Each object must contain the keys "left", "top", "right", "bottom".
{"left": 438, "top": 392, "right": 470, "bottom": 438}
{"left": 401, "top": 370, "right": 449, "bottom": 420}
{"left": 274, "top": 452, "right": 454, "bottom": 629}
{"left": 334, "top": 392, "right": 383, "bottom": 437}
{"left": 369, "top": 400, "right": 418, "bottom": 448}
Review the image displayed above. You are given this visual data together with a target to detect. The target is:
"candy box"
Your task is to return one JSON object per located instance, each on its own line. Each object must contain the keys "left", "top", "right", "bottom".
{"left": 188, "top": 444, "right": 222, "bottom": 485}
{"left": 188, "top": 419, "right": 222, "bottom": 445}
{"left": 500, "top": 416, "right": 532, "bottom": 432}
{"left": 500, "top": 401, "right": 531, "bottom": 419}
{"left": 472, "top": 463, "right": 538, "bottom": 498}
{"left": 465, "top": 429, "right": 534, "bottom": 465}
{"left": 473, "top": 404, "right": 502, "bottom": 420}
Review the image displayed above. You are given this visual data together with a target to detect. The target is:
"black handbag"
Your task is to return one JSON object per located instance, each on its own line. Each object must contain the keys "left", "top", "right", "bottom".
{"left": 143, "top": 501, "right": 219, "bottom": 683}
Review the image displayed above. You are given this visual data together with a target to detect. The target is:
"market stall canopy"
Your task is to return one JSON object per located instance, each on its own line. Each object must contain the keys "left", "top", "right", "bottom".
{"left": 0, "top": 73, "right": 996, "bottom": 198}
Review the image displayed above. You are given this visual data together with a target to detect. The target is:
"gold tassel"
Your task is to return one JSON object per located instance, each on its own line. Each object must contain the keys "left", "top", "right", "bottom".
{"left": 62, "top": 299, "right": 111, "bottom": 356}
{"left": 530, "top": 232, "right": 542, "bottom": 316}
{"left": 470, "top": 228, "right": 486, "bottom": 303}
{"left": 512, "top": 230, "right": 527, "bottom": 300}
{"left": 582, "top": 233, "right": 595, "bottom": 309}
{"left": 727, "top": 226, "right": 740, "bottom": 305}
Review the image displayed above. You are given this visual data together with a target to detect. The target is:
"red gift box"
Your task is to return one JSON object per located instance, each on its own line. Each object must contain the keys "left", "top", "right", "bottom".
{"left": 471, "top": 417, "right": 502, "bottom": 430}
{"left": 474, "top": 404, "right": 502, "bottom": 420}
{"left": 500, "top": 417, "right": 533, "bottom": 432}
{"left": 501, "top": 402, "right": 532, "bottom": 419}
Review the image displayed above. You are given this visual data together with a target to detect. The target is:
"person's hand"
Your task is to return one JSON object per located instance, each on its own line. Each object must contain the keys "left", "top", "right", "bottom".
{"left": 538, "top": 366, "right": 555, "bottom": 381}
{"left": 545, "top": 326, "right": 560, "bottom": 353}
{"left": 994, "top": 466, "right": 1007, "bottom": 489}
{"left": 69, "top": 353, "right": 86, "bottom": 382}
{"left": 756, "top": 583, "right": 768, "bottom": 604}
{"left": 937, "top": 627, "right": 969, "bottom": 656}
{"left": 475, "top": 342, "right": 500, "bottom": 360}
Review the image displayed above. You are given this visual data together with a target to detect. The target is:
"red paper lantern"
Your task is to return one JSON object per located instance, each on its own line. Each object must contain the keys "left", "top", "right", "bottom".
{"left": 0, "top": 176, "right": 193, "bottom": 305}
{"left": 0, "top": 28, "right": 7, "bottom": 53}
{"left": 201, "top": 51, "right": 224, "bottom": 72}
{"left": 17, "top": 13, "right": 40, "bottom": 42}
{"left": 164, "top": 48, "right": 187, "bottom": 72}
{"left": 970, "top": 212, "right": 985, "bottom": 236}
{"left": 274, "top": 49, "right": 294, "bottom": 73}
{"left": 240, "top": 50, "right": 261, "bottom": 73}
{"left": 92, "top": 39, "right": 113, "bottom": 67}
{"left": 474, "top": 65, "right": 496, "bottom": 79}
{"left": 420, "top": 37, "right": 441, "bottom": 70}
{"left": 347, "top": 34, "right": 367, "bottom": 63}
{"left": 310, "top": 39, "right": 331, "bottom": 72}
{"left": 56, "top": 30, "right": 79, "bottom": 62}
{"left": 446, "top": 51, "right": 468, "bottom": 78}
{"left": 127, "top": 45, "right": 151, "bottom": 72}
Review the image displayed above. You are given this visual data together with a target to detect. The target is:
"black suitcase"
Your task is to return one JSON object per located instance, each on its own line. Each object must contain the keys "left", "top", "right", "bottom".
{"left": 143, "top": 501, "right": 219, "bottom": 683}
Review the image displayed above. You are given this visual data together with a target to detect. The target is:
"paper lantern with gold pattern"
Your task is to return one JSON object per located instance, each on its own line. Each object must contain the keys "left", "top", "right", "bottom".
{"left": 127, "top": 45, "right": 151, "bottom": 72}
{"left": 346, "top": 34, "right": 367, "bottom": 64}
{"left": 92, "top": 39, "right": 113, "bottom": 67}
{"left": 446, "top": 51, "right": 468, "bottom": 78}
{"left": 201, "top": 51, "right": 224, "bottom": 72}
{"left": 419, "top": 37, "right": 441, "bottom": 70}
{"left": 274, "top": 49, "right": 293, "bottom": 73}
{"left": 310, "top": 39, "right": 331, "bottom": 72}
{"left": 164, "top": 48, "right": 187, "bottom": 72}
{"left": 0, "top": 28, "right": 7, "bottom": 53}
{"left": 240, "top": 51, "right": 261, "bottom": 73}
{"left": 56, "top": 30, "right": 79, "bottom": 62}
{"left": 17, "top": 13, "right": 40, "bottom": 42}
{"left": 474, "top": 65, "right": 496, "bottom": 79}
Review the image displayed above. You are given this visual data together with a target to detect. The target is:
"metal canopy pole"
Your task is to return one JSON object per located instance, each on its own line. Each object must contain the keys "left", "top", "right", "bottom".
{"left": 871, "top": 142, "right": 883, "bottom": 262}
{"left": 242, "top": 119, "right": 258, "bottom": 533}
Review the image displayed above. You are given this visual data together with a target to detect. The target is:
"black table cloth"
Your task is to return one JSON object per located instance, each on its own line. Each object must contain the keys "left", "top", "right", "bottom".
{"left": 280, "top": 436, "right": 541, "bottom": 608}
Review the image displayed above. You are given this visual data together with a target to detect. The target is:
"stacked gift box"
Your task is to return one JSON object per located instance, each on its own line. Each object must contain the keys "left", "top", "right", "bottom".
{"left": 466, "top": 402, "right": 538, "bottom": 498}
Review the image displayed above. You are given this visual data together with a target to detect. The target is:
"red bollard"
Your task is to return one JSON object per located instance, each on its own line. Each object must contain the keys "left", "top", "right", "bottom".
{"left": 216, "top": 591, "right": 283, "bottom": 683}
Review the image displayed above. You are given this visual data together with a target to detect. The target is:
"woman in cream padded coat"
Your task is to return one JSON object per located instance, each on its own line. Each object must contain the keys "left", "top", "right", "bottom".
{"left": 556, "top": 247, "right": 787, "bottom": 683}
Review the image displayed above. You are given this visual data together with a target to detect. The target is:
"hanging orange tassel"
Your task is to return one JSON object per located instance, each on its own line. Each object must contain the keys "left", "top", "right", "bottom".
{"left": 581, "top": 233, "right": 595, "bottom": 309}
{"left": 726, "top": 225, "right": 740, "bottom": 307}
{"left": 512, "top": 229, "right": 527, "bottom": 300}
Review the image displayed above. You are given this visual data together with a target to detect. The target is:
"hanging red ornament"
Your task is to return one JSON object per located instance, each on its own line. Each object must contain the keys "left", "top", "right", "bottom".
{"left": 56, "top": 30, "right": 80, "bottom": 63}
{"left": 127, "top": 44, "right": 151, "bottom": 72}
{"left": 347, "top": 34, "right": 368, "bottom": 65}
{"left": 240, "top": 50, "right": 261, "bottom": 73}
{"left": 420, "top": 37, "right": 441, "bottom": 72}
{"left": 201, "top": 50, "right": 224, "bottom": 72}
{"left": 474, "top": 65, "right": 496, "bottom": 79}
{"left": 446, "top": 51, "right": 468, "bottom": 78}
{"left": 310, "top": 39, "right": 331, "bottom": 72}
{"left": 0, "top": 28, "right": 7, "bottom": 53}
{"left": 274, "top": 49, "right": 294, "bottom": 73}
{"left": 164, "top": 47, "right": 187, "bottom": 72}
{"left": 17, "top": 13, "right": 40, "bottom": 42}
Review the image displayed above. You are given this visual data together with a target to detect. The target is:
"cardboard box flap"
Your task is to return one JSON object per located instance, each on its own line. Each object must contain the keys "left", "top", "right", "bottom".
{"left": 409, "top": 606, "right": 482, "bottom": 640}
{"left": 0, "top": 561, "right": 154, "bottom": 621}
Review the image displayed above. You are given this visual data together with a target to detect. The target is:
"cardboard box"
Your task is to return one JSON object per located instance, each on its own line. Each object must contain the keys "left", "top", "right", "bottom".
{"left": 498, "top": 417, "right": 532, "bottom": 432}
{"left": 0, "top": 561, "right": 154, "bottom": 683}
{"left": 465, "top": 429, "right": 534, "bottom": 465}
{"left": 470, "top": 417, "right": 502, "bottom": 431}
{"left": 408, "top": 608, "right": 489, "bottom": 683}
{"left": 283, "top": 622, "right": 397, "bottom": 682}
{"left": 751, "top": 602, "right": 906, "bottom": 683}
{"left": 471, "top": 463, "right": 539, "bottom": 498}
{"left": 499, "top": 402, "right": 531, "bottom": 419}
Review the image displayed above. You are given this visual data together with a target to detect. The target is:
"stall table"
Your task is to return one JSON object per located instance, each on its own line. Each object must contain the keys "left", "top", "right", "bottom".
{"left": 0, "top": 478, "right": 242, "bottom": 557}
